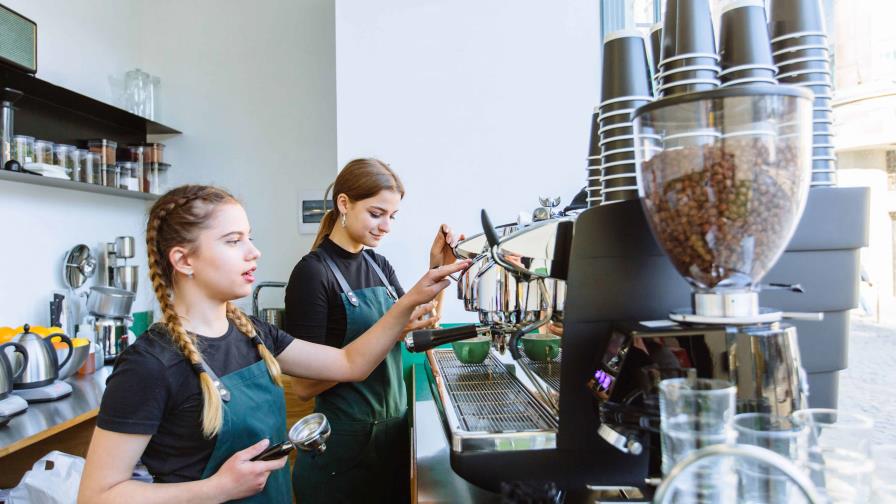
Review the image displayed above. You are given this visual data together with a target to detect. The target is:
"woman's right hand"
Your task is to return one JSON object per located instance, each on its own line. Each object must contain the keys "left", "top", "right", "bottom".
{"left": 210, "top": 439, "right": 287, "bottom": 500}
{"left": 402, "top": 260, "right": 471, "bottom": 307}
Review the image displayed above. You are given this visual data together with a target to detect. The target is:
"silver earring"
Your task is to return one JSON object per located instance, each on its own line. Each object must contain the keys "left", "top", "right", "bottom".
{"left": 341, "top": 213, "right": 347, "bottom": 228}
{"left": 187, "top": 272, "right": 194, "bottom": 278}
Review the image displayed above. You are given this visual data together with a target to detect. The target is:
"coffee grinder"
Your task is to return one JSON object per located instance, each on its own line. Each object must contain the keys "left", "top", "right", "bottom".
{"left": 588, "top": 85, "right": 818, "bottom": 476}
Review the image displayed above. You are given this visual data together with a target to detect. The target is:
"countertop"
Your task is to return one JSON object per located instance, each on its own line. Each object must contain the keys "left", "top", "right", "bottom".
{"left": 411, "top": 359, "right": 500, "bottom": 504}
{"left": 0, "top": 366, "right": 111, "bottom": 457}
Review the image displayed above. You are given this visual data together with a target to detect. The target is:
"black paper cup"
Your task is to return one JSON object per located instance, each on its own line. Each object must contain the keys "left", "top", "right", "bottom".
{"left": 657, "top": 64, "right": 721, "bottom": 84}
{"left": 601, "top": 173, "right": 638, "bottom": 189}
{"left": 768, "top": 0, "right": 828, "bottom": 41}
{"left": 601, "top": 188, "right": 640, "bottom": 204}
{"left": 587, "top": 166, "right": 602, "bottom": 179}
{"left": 649, "top": 22, "right": 663, "bottom": 81}
{"left": 660, "top": 0, "right": 718, "bottom": 68}
{"left": 805, "top": 84, "right": 834, "bottom": 100}
{"left": 814, "top": 96, "right": 833, "bottom": 109}
{"left": 599, "top": 134, "right": 636, "bottom": 153}
{"left": 810, "top": 171, "right": 836, "bottom": 186}
{"left": 812, "top": 107, "right": 832, "bottom": 121}
{"left": 599, "top": 97, "right": 652, "bottom": 115}
{"left": 813, "top": 146, "right": 835, "bottom": 158}
{"left": 774, "top": 54, "right": 830, "bottom": 74}
{"left": 772, "top": 42, "right": 830, "bottom": 62}
{"left": 777, "top": 68, "right": 832, "bottom": 84}
{"left": 770, "top": 32, "right": 828, "bottom": 51}
{"left": 601, "top": 30, "right": 654, "bottom": 102}
{"left": 813, "top": 120, "right": 833, "bottom": 136}
{"left": 601, "top": 161, "right": 637, "bottom": 177}
{"left": 598, "top": 121, "right": 634, "bottom": 137}
{"left": 588, "top": 112, "right": 600, "bottom": 157}
{"left": 658, "top": 79, "right": 719, "bottom": 97}
{"left": 719, "top": 1, "right": 776, "bottom": 83}
{"left": 601, "top": 149, "right": 637, "bottom": 164}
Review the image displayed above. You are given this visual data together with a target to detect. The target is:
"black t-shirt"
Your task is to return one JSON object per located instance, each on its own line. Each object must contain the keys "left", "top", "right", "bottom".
{"left": 96, "top": 317, "right": 293, "bottom": 483}
{"left": 283, "top": 237, "right": 405, "bottom": 347}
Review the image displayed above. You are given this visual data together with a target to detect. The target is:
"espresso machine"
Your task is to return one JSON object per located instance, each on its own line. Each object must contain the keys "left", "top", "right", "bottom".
{"left": 405, "top": 89, "right": 868, "bottom": 498}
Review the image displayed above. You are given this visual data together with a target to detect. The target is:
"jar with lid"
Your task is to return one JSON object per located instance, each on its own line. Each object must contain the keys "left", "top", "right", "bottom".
{"left": 143, "top": 162, "right": 169, "bottom": 194}
{"left": 117, "top": 161, "right": 140, "bottom": 191}
{"left": 127, "top": 145, "right": 144, "bottom": 165}
{"left": 54, "top": 144, "right": 78, "bottom": 180}
{"left": 144, "top": 143, "right": 164, "bottom": 163}
{"left": 11, "top": 135, "right": 34, "bottom": 164}
{"left": 33, "top": 139, "right": 54, "bottom": 164}
{"left": 87, "top": 139, "right": 117, "bottom": 167}
{"left": 104, "top": 164, "right": 119, "bottom": 188}
{"left": 80, "top": 150, "right": 101, "bottom": 184}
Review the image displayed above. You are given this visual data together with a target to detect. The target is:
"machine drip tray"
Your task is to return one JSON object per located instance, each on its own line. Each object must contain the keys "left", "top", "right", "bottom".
{"left": 427, "top": 350, "right": 557, "bottom": 453}
{"left": 519, "top": 352, "right": 562, "bottom": 393}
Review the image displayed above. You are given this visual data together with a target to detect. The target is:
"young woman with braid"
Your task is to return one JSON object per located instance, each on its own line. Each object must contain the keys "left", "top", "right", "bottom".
{"left": 78, "top": 185, "right": 469, "bottom": 503}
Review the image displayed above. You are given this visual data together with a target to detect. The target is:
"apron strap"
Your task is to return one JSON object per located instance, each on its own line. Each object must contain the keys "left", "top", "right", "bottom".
{"left": 317, "top": 248, "right": 360, "bottom": 307}
{"left": 361, "top": 252, "right": 399, "bottom": 301}
{"left": 193, "top": 359, "right": 232, "bottom": 402}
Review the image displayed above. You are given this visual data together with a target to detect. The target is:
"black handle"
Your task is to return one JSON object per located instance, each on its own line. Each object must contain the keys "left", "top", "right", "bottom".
{"left": 480, "top": 209, "right": 501, "bottom": 249}
{"left": 0, "top": 342, "right": 28, "bottom": 381}
{"left": 48, "top": 333, "right": 74, "bottom": 370}
{"left": 405, "top": 324, "right": 486, "bottom": 353}
{"left": 250, "top": 441, "right": 294, "bottom": 461}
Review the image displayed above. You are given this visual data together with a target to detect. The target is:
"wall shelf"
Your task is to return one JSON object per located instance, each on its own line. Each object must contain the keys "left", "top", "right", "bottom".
{"left": 0, "top": 66, "right": 181, "bottom": 147}
{"left": 0, "top": 169, "right": 158, "bottom": 200}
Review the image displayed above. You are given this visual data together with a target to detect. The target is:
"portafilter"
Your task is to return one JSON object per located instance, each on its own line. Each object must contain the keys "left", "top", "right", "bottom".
{"left": 252, "top": 412, "right": 332, "bottom": 461}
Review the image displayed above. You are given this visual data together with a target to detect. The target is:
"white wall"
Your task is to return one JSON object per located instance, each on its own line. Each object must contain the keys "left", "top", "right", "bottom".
{"left": 0, "top": 0, "right": 336, "bottom": 328}
{"left": 139, "top": 0, "right": 337, "bottom": 313}
{"left": 335, "top": 0, "right": 601, "bottom": 321}
{"left": 1, "top": 0, "right": 152, "bottom": 328}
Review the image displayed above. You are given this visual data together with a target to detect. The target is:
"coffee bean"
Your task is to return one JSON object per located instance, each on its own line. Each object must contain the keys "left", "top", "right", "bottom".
{"left": 642, "top": 137, "right": 807, "bottom": 289}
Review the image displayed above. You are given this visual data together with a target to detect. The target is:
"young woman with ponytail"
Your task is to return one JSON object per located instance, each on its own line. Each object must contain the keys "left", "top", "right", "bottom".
{"left": 78, "top": 185, "right": 468, "bottom": 503}
{"left": 284, "top": 158, "right": 464, "bottom": 503}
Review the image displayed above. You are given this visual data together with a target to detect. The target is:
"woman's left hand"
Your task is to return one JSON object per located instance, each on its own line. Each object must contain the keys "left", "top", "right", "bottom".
{"left": 430, "top": 224, "right": 465, "bottom": 268}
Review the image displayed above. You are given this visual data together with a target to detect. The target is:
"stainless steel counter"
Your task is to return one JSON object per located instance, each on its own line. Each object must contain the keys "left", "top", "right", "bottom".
{"left": 0, "top": 366, "right": 112, "bottom": 457}
{"left": 414, "top": 398, "right": 500, "bottom": 503}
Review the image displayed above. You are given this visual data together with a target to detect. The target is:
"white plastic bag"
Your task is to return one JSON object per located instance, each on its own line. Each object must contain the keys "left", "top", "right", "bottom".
{"left": 7, "top": 451, "right": 84, "bottom": 504}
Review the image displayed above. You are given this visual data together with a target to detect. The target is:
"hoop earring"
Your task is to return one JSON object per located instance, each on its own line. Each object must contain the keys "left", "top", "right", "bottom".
{"left": 341, "top": 213, "right": 347, "bottom": 228}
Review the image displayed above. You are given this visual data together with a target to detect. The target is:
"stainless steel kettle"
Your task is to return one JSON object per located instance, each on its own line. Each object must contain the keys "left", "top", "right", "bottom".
{"left": 12, "top": 324, "right": 73, "bottom": 389}
{"left": 0, "top": 341, "right": 28, "bottom": 398}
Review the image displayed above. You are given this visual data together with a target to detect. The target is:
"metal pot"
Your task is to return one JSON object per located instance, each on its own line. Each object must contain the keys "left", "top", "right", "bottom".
{"left": 87, "top": 286, "right": 135, "bottom": 318}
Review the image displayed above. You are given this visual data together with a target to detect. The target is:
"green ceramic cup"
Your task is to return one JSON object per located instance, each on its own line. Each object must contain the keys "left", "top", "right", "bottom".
{"left": 451, "top": 335, "right": 491, "bottom": 364}
{"left": 521, "top": 333, "right": 561, "bottom": 362}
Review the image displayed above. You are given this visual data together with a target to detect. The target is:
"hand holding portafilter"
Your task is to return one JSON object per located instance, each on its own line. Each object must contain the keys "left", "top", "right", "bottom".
{"left": 251, "top": 413, "right": 332, "bottom": 461}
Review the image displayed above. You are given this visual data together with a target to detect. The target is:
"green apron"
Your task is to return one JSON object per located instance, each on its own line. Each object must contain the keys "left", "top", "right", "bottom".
{"left": 294, "top": 250, "right": 409, "bottom": 504}
{"left": 199, "top": 339, "right": 291, "bottom": 503}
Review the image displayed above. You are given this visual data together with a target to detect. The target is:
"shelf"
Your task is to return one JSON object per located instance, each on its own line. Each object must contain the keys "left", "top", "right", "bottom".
{"left": 0, "top": 169, "right": 158, "bottom": 200}
{"left": 0, "top": 66, "right": 181, "bottom": 146}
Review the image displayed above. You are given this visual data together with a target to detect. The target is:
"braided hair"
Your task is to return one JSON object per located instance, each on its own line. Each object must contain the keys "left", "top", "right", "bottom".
{"left": 146, "top": 185, "right": 282, "bottom": 438}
